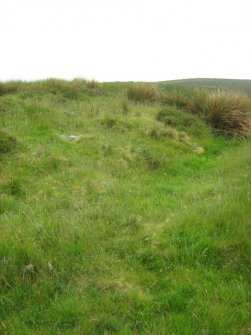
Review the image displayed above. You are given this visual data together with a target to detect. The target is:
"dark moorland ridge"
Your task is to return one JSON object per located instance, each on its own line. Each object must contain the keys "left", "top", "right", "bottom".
{"left": 0, "top": 77, "right": 250, "bottom": 335}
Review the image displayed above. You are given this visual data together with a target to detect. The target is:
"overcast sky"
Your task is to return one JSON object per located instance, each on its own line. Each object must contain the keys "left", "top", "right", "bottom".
{"left": 1, "top": 0, "right": 250, "bottom": 82}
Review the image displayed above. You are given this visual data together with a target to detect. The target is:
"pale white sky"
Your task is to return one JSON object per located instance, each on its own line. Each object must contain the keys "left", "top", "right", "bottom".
{"left": 1, "top": 0, "right": 250, "bottom": 82}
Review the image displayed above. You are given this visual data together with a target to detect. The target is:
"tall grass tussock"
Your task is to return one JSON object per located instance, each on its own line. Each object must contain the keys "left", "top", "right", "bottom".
{"left": 186, "top": 89, "right": 251, "bottom": 136}
{"left": 206, "top": 91, "right": 251, "bottom": 136}
{"left": 127, "top": 83, "right": 157, "bottom": 103}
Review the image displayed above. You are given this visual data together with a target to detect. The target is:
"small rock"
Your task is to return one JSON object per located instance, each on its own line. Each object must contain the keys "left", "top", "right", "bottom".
{"left": 61, "top": 134, "right": 82, "bottom": 142}
{"left": 69, "top": 135, "right": 79, "bottom": 141}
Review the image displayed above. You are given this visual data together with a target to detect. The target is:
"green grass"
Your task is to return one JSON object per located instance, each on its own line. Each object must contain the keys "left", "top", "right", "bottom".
{"left": 0, "top": 80, "right": 250, "bottom": 334}
{"left": 126, "top": 81, "right": 251, "bottom": 137}
{"left": 159, "top": 78, "right": 251, "bottom": 97}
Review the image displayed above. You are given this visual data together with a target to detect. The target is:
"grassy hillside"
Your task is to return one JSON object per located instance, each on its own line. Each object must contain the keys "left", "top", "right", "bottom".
{"left": 159, "top": 78, "right": 251, "bottom": 97}
{"left": 0, "top": 79, "right": 251, "bottom": 334}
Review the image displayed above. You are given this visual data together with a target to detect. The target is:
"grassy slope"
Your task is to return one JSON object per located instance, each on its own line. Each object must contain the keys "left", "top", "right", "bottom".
{"left": 159, "top": 78, "right": 251, "bottom": 97}
{"left": 0, "top": 82, "right": 251, "bottom": 334}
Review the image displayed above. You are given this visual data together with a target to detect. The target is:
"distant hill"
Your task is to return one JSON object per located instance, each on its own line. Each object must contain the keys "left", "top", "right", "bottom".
{"left": 159, "top": 78, "right": 251, "bottom": 96}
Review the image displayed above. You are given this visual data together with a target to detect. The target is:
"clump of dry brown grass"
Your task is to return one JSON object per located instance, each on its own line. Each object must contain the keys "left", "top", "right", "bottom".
{"left": 86, "top": 79, "right": 102, "bottom": 90}
{"left": 160, "top": 88, "right": 251, "bottom": 137}
{"left": 36, "top": 79, "right": 71, "bottom": 92}
{"left": 205, "top": 91, "right": 251, "bottom": 137}
{"left": 127, "top": 83, "right": 157, "bottom": 103}
{"left": 187, "top": 89, "right": 209, "bottom": 116}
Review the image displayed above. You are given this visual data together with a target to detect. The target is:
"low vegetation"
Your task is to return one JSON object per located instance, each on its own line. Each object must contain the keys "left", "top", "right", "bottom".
{"left": 0, "top": 130, "right": 17, "bottom": 154}
{"left": 127, "top": 83, "right": 158, "bottom": 103}
{"left": 128, "top": 83, "right": 251, "bottom": 137}
{"left": 0, "top": 79, "right": 250, "bottom": 334}
{"left": 206, "top": 90, "right": 251, "bottom": 136}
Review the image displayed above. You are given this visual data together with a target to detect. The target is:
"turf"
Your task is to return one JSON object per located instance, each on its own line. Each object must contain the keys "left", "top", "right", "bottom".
{"left": 0, "top": 81, "right": 250, "bottom": 334}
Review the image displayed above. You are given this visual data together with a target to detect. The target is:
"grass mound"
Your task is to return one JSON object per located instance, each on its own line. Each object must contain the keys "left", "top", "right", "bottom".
{"left": 156, "top": 106, "right": 210, "bottom": 137}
